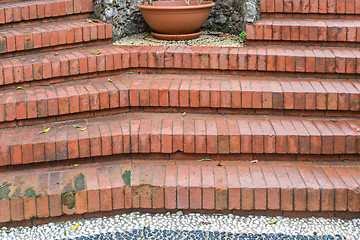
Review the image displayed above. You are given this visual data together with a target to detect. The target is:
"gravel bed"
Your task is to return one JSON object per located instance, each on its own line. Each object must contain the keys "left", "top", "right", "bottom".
{"left": 0, "top": 212, "right": 359, "bottom": 240}
{"left": 113, "top": 31, "right": 244, "bottom": 47}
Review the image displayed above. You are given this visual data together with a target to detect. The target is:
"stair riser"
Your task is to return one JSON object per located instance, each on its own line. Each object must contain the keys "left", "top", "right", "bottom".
{"left": 1, "top": 118, "right": 359, "bottom": 167}
{"left": 0, "top": 0, "right": 94, "bottom": 26}
{"left": 246, "top": 21, "right": 360, "bottom": 47}
{"left": 260, "top": 0, "right": 360, "bottom": 15}
{"left": 0, "top": 162, "right": 359, "bottom": 224}
{"left": 246, "top": 40, "right": 360, "bottom": 48}
{"left": 0, "top": 21, "right": 113, "bottom": 57}
{"left": 261, "top": 13, "right": 360, "bottom": 19}
{"left": 0, "top": 75, "right": 359, "bottom": 126}
{"left": 2, "top": 108, "right": 360, "bottom": 129}
{"left": 1, "top": 46, "right": 360, "bottom": 89}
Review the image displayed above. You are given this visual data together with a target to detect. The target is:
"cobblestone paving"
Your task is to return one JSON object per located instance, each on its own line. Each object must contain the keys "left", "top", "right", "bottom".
{"left": 0, "top": 212, "right": 358, "bottom": 240}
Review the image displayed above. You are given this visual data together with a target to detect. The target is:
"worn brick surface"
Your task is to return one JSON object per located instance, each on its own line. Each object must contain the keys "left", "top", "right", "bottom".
{"left": 0, "top": 112, "right": 359, "bottom": 166}
{"left": 0, "top": 73, "right": 359, "bottom": 124}
{"left": 1, "top": 161, "right": 358, "bottom": 223}
{"left": 0, "top": 0, "right": 94, "bottom": 25}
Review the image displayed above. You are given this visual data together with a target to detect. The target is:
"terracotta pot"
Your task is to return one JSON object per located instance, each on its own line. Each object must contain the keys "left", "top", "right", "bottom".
{"left": 137, "top": 1, "right": 215, "bottom": 35}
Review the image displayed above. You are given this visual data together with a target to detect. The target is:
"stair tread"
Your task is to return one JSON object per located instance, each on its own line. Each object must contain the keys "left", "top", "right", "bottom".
{"left": 0, "top": 73, "right": 359, "bottom": 124}
{"left": 0, "top": 112, "right": 359, "bottom": 166}
{"left": 0, "top": 44, "right": 359, "bottom": 87}
{"left": 0, "top": 160, "right": 359, "bottom": 223}
{"left": 260, "top": 0, "right": 360, "bottom": 15}
{"left": 0, "top": 0, "right": 94, "bottom": 25}
{"left": 246, "top": 18, "right": 360, "bottom": 43}
{"left": 0, "top": 19, "right": 112, "bottom": 54}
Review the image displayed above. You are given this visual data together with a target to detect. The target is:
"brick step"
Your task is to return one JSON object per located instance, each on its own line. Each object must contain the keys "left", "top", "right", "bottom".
{"left": 0, "top": 19, "right": 113, "bottom": 57}
{"left": 0, "top": 0, "right": 94, "bottom": 28}
{"left": 1, "top": 73, "right": 360, "bottom": 128}
{"left": 0, "top": 112, "right": 359, "bottom": 167}
{"left": 0, "top": 160, "right": 359, "bottom": 224}
{"left": 260, "top": 0, "right": 360, "bottom": 17}
{"left": 1, "top": 45, "right": 360, "bottom": 89}
{"left": 246, "top": 19, "right": 360, "bottom": 47}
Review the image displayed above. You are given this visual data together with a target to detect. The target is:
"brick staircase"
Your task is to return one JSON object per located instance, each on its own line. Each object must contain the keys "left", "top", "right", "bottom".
{"left": 0, "top": 0, "right": 359, "bottom": 226}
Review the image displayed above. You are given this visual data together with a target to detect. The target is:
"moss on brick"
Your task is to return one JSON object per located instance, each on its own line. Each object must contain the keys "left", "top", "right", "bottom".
{"left": 122, "top": 170, "right": 132, "bottom": 187}
{"left": 61, "top": 191, "right": 75, "bottom": 209}
{"left": 0, "top": 182, "right": 11, "bottom": 200}
{"left": 74, "top": 173, "right": 85, "bottom": 192}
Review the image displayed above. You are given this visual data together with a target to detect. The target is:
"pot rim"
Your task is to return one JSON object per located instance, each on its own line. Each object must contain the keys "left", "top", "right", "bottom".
{"left": 137, "top": 1, "right": 215, "bottom": 10}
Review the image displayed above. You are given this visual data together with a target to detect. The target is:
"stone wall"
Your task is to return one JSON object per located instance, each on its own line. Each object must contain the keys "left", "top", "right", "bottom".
{"left": 93, "top": 0, "right": 260, "bottom": 40}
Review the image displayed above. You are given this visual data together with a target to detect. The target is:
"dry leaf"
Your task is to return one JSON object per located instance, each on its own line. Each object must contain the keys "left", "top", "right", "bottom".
{"left": 219, "top": 34, "right": 232, "bottom": 38}
{"left": 268, "top": 218, "right": 279, "bottom": 224}
{"left": 181, "top": 112, "right": 187, "bottom": 117}
{"left": 70, "top": 224, "right": 81, "bottom": 230}
{"left": 81, "top": 128, "right": 87, "bottom": 131}
{"left": 91, "top": 51, "right": 101, "bottom": 55}
{"left": 198, "top": 158, "right": 212, "bottom": 162}
{"left": 38, "top": 127, "right": 50, "bottom": 134}
{"left": 54, "top": 53, "right": 58, "bottom": 56}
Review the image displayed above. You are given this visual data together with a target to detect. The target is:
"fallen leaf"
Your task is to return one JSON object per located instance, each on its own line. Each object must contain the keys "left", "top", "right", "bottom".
{"left": 54, "top": 53, "right": 58, "bottom": 56}
{"left": 144, "top": 33, "right": 149, "bottom": 36}
{"left": 268, "top": 218, "right": 279, "bottom": 224}
{"left": 85, "top": 19, "right": 93, "bottom": 23}
{"left": 219, "top": 34, "right": 232, "bottom": 38}
{"left": 70, "top": 224, "right": 81, "bottom": 230}
{"left": 162, "top": 163, "right": 167, "bottom": 166}
{"left": 199, "top": 221, "right": 211, "bottom": 225}
{"left": 73, "top": 164, "right": 79, "bottom": 167}
{"left": 16, "top": 86, "right": 24, "bottom": 90}
{"left": 218, "top": 162, "right": 223, "bottom": 166}
{"left": 81, "top": 128, "right": 87, "bottom": 131}
{"left": 38, "top": 127, "right": 50, "bottom": 134}
{"left": 73, "top": 125, "right": 82, "bottom": 128}
{"left": 44, "top": 83, "right": 51, "bottom": 86}
{"left": 91, "top": 51, "right": 101, "bottom": 55}
{"left": 181, "top": 112, "right": 187, "bottom": 117}
{"left": 343, "top": 222, "right": 350, "bottom": 227}
{"left": 108, "top": 79, "right": 113, "bottom": 82}
{"left": 198, "top": 158, "right": 212, "bottom": 162}
{"left": 251, "top": 160, "right": 258, "bottom": 163}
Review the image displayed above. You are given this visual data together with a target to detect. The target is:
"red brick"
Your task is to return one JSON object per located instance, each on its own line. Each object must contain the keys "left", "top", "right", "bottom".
{"left": 152, "top": 165, "right": 165, "bottom": 209}
{"left": 177, "top": 165, "right": 189, "bottom": 209}
{"left": 238, "top": 166, "right": 253, "bottom": 210}
{"left": 164, "top": 165, "right": 177, "bottom": 209}
{"left": 273, "top": 166, "right": 293, "bottom": 211}
{"left": 85, "top": 168, "right": 100, "bottom": 212}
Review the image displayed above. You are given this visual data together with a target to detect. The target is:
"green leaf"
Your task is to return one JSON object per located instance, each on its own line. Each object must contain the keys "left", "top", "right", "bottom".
{"left": 85, "top": 19, "right": 93, "bottom": 23}
{"left": 73, "top": 164, "right": 79, "bottom": 167}
{"left": 81, "top": 128, "right": 87, "bottom": 131}
{"left": 268, "top": 218, "right": 279, "bottom": 224}
{"left": 198, "top": 158, "right": 212, "bottom": 162}
{"left": 73, "top": 125, "right": 82, "bottom": 128}
{"left": 70, "top": 224, "right": 81, "bottom": 230}
{"left": 38, "top": 127, "right": 50, "bottom": 134}
{"left": 16, "top": 86, "right": 24, "bottom": 90}
{"left": 91, "top": 51, "right": 101, "bottom": 55}
{"left": 108, "top": 79, "right": 113, "bottom": 82}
